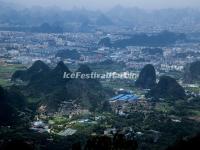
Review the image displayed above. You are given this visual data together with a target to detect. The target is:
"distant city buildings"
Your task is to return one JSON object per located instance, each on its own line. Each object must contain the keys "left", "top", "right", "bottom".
{"left": 0, "top": 30, "right": 200, "bottom": 74}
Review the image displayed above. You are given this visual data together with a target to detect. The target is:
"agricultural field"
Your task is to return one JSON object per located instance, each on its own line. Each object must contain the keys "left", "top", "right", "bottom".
{"left": 0, "top": 64, "right": 26, "bottom": 87}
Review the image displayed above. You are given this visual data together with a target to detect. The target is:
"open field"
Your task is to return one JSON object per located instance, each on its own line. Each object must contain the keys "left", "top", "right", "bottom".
{"left": 0, "top": 64, "right": 26, "bottom": 87}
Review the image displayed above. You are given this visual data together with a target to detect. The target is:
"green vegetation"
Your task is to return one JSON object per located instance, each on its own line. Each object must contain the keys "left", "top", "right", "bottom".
{"left": 0, "top": 86, "right": 30, "bottom": 126}
{"left": 184, "top": 61, "right": 200, "bottom": 84}
{"left": 113, "top": 31, "right": 186, "bottom": 48}
{"left": 0, "top": 64, "right": 25, "bottom": 87}
{"left": 56, "top": 49, "right": 81, "bottom": 60}
{"left": 185, "top": 87, "right": 200, "bottom": 94}
{"left": 135, "top": 64, "right": 156, "bottom": 89}
{"left": 190, "top": 110, "right": 200, "bottom": 116}
{"left": 88, "top": 61, "right": 126, "bottom": 73}
{"left": 147, "top": 76, "right": 186, "bottom": 100}
{"left": 1, "top": 61, "right": 200, "bottom": 150}
{"left": 155, "top": 102, "right": 175, "bottom": 113}
{"left": 12, "top": 61, "right": 108, "bottom": 111}
{"left": 101, "top": 79, "right": 134, "bottom": 90}
{"left": 98, "top": 37, "right": 111, "bottom": 47}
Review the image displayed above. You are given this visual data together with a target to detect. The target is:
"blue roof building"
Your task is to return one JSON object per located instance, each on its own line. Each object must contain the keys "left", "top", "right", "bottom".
{"left": 110, "top": 94, "right": 139, "bottom": 102}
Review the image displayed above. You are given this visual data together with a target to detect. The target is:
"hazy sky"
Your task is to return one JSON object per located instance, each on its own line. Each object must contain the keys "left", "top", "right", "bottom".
{"left": 6, "top": 0, "right": 200, "bottom": 10}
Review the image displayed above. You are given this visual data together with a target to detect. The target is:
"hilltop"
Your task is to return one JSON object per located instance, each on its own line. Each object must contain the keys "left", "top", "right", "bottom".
{"left": 12, "top": 61, "right": 108, "bottom": 112}
{"left": 184, "top": 61, "right": 200, "bottom": 84}
{"left": 147, "top": 76, "right": 186, "bottom": 100}
{"left": 135, "top": 64, "right": 156, "bottom": 89}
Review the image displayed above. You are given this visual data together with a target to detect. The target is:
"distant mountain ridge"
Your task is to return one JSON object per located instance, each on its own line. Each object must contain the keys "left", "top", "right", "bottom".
{"left": 0, "top": 1, "right": 200, "bottom": 32}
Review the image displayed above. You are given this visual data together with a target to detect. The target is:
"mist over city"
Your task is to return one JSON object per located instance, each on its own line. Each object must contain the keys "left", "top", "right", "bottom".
{"left": 0, "top": 0, "right": 200, "bottom": 150}
{"left": 5, "top": 0, "right": 200, "bottom": 10}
